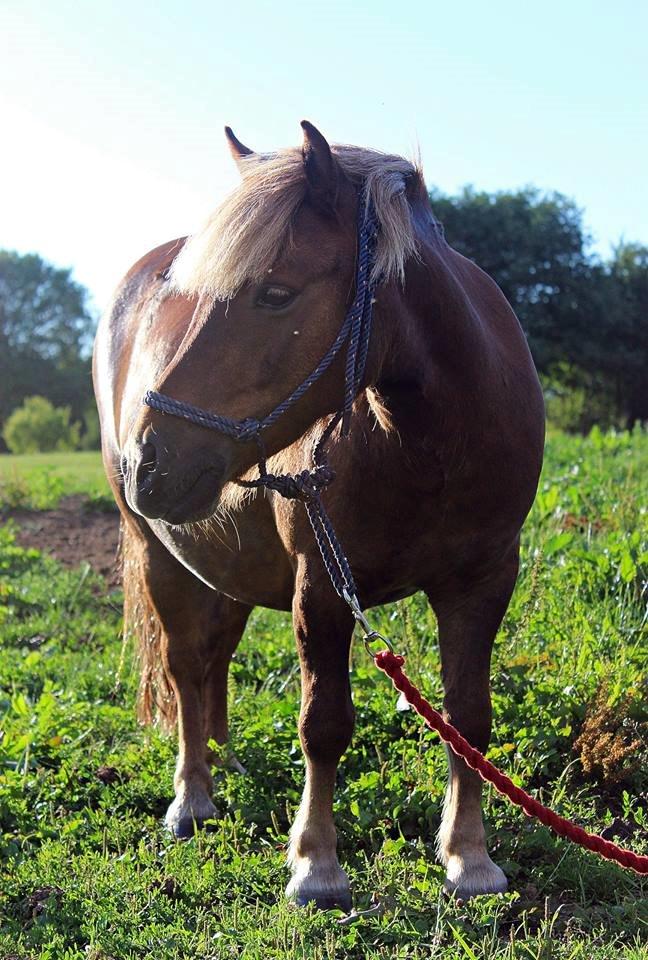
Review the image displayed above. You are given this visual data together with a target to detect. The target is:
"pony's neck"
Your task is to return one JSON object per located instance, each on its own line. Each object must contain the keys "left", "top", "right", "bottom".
{"left": 374, "top": 217, "right": 490, "bottom": 433}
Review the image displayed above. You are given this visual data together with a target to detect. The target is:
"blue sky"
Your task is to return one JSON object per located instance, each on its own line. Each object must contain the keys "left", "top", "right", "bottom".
{"left": 2, "top": 0, "right": 646, "bottom": 312}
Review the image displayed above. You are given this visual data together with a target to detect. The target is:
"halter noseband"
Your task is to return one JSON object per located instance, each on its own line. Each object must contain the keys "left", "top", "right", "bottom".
{"left": 143, "top": 190, "right": 380, "bottom": 617}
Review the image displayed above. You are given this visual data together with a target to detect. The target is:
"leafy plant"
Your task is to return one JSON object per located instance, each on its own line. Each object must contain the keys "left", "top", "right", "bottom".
{"left": 3, "top": 396, "right": 81, "bottom": 454}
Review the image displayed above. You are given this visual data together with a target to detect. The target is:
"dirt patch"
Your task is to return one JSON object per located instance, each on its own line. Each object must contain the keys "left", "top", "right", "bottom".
{"left": 5, "top": 495, "right": 121, "bottom": 586}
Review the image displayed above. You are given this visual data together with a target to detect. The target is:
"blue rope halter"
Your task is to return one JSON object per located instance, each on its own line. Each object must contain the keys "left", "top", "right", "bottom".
{"left": 143, "top": 190, "right": 379, "bottom": 608}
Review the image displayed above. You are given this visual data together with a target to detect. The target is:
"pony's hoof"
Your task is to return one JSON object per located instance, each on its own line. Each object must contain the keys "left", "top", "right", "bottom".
{"left": 286, "top": 865, "right": 351, "bottom": 912}
{"left": 443, "top": 855, "right": 508, "bottom": 900}
{"left": 164, "top": 795, "right": 218, "bottom": 839}
{"left": 169, "top": 815, "right": 215, "bottom": 839}
{"left": 293, "top": 890, "right": 352, "bottom": 912}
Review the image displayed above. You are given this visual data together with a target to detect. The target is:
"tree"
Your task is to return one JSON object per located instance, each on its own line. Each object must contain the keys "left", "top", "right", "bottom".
{"left": 3, "top": 396, "right": 81, "bottom": 453}
{"left": 0, "top": 250, "right": 96, "bottom": 445}
{"left": 603, "top": 243, "right": 648, "bottom": 427}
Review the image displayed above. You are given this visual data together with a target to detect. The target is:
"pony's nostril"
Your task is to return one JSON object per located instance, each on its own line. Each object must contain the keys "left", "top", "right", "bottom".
{"left": 120, "top": 455, "right": 129, "bottom": 478}
{"left": 136, "top": 440, "right": 160, "bottom": 492}
{"left": 140, "top": 441, "right": 158, "bottom": 472}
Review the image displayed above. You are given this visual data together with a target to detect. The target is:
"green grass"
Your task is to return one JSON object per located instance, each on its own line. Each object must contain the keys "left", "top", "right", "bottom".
{"left": 0, "top": 429, "right": 646, "bottom": 958}
{"left": 0, "top": 451, "right": 110, "bottom": 511}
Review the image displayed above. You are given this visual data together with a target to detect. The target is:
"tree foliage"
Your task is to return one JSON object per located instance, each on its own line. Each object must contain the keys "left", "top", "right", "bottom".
{"left": 0, "top": 251, "right": 95, "bottom": 446}
{"left": 3, "top": 395, "right": 81, "bottom": 454}
{"left": 604, "top": 243, "right": 648, "bottom": 426}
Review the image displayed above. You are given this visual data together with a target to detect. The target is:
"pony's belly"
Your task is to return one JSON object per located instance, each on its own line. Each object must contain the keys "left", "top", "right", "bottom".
{"left": 146, "top": 515, "right": 294, "bottom": 611}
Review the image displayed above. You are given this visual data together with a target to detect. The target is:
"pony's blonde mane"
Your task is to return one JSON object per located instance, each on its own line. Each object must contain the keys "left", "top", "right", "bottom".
{"left": 171, "top": 145, "right": 423, "bottom": 300}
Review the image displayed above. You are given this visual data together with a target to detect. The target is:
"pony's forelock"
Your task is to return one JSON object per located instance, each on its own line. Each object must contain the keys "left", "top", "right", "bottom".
{"left": 170, "top": 144, "right": 424, "bottom": 300}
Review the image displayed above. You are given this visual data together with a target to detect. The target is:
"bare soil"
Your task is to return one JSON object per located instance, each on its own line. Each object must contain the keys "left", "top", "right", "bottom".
{"left": 6, "top": 495, "right": 121, "bottom": 586}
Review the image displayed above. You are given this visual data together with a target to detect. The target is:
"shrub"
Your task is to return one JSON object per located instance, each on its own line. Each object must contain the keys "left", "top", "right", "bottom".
{"left": 3, "top": 396, "right": 81, "bottom": 454}
{"left": 573, "top": 683, "right": 646, "bottom": 785}
{"left": 80, "top": 401, "right": 101, "bottom": 451}
{"left": 542, "top": 364, "right": 621, "bottom": 433}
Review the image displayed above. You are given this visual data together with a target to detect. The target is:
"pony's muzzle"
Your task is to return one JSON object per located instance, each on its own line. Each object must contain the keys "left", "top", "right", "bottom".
{"left": 122, "top": 427, "right": 226, "bottom": 525}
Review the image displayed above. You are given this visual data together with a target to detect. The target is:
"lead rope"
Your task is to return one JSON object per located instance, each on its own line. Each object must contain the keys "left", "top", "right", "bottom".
{"left": 143, "top": 189, "right": 648, "bottom": 877}
{"left": 372, "top": 650, "right": 648, "bottom": 876}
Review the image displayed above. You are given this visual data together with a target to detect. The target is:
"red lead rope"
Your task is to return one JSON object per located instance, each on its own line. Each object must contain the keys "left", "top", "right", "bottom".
{"left": 373, "top": 650, "right": 648, "bottom": 875}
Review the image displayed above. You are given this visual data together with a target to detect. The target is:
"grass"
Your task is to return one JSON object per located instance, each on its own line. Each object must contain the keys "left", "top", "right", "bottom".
{"left": 0, "top": 451, "right": 110, "bottom": 511}
{"left": 0, "top": 428, "right": 646, "bottom": 959}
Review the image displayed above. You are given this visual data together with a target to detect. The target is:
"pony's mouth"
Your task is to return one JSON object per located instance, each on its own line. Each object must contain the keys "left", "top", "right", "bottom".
{"left": 162, "top": 469, "right": 224, "bottom": 526}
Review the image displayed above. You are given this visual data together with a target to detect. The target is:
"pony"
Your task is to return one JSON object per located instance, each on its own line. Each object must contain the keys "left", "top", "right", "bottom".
{"left": 93, "top": 121, "right": 545, "bottom": 908}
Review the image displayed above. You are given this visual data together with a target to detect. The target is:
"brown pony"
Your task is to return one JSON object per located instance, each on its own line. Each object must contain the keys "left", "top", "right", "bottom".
{"left": 93, "top": 122, "right": 545, "bottom": 909}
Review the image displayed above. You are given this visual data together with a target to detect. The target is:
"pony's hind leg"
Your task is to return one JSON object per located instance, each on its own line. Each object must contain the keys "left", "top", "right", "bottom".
{"left": 427, "top": 554, "right": 519, "bottom": 899}
{"left": 286, "top": 565, "right": 355, "bottom": 911}
{"left": 163, "top": 589, "right": 250, "bottom": 837}
{"left": 202, "top": 598, "right": 252, "bottom": 772}
{"left": 127, "top": 525, "right": 249, "bottom": 837}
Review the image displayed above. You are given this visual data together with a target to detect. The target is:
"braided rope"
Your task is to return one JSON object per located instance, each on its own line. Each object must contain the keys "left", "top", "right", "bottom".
{"left": 374, "top": 650, "right": 648, "bottom": 875}
{"left": 305, "top": 496, "right": 356, "bottom": 599}
{"left": 343, "top": 204, "right": 378, "bottom": 430}
{"left": 243, "top": 464, "right": 335, "bottom": 501}
{"left": 143, "top": 392, "right": 260, "bottom": 441}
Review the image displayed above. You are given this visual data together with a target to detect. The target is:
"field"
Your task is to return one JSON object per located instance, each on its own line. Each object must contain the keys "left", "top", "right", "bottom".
{"left": 0, "top": 432, "right": 646, "bottom": 959}
{"left": 0, "top": 452, "right": 110, "bottom": 511}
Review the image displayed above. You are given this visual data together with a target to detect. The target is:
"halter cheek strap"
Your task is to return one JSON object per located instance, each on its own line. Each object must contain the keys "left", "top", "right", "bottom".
{"left": 143, "top": 190, "right": 379, "bottom": 611}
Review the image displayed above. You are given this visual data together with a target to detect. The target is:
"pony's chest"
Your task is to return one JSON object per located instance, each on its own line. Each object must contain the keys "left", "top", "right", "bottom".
{"left": 146, "top": 510, "right": 294, "bottom": 610}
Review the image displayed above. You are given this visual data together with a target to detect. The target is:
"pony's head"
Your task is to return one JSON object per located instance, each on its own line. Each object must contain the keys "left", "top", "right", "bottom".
{"left": 123, "top": 122, "right": 426, "bottom": 524}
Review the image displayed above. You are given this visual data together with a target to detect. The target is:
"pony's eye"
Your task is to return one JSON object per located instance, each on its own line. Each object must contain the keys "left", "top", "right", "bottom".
{"left": 256, "top": 285, "right": 295, "bottom": 309}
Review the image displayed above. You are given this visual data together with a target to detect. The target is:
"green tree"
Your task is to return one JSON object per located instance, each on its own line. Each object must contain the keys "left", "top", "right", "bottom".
{"left": 3, "top": 395, "right": 81, "bottom": 453}
{"left": 538, "top": 244, "right": 648, "bottom": 429}
{"left": 602, "top": 243, "right": 648, "bottom": 426}
{"left": 0, "top": 250, "right": 96, "bottom": 445}
{"left": 80, "top": 400, "right": 101, "bottom": 450}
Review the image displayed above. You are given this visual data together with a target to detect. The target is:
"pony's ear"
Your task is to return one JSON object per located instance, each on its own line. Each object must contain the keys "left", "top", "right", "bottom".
{"left": 301, "top": 120, "right": 338, "bottom": 212}
{"left": 224, "top": 126, "right": 254, "bottom": 170}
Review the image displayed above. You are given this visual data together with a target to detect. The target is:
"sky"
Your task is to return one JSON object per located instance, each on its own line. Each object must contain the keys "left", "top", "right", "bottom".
{"left": 1, "top": 0, "right": 646, "bottom": 314}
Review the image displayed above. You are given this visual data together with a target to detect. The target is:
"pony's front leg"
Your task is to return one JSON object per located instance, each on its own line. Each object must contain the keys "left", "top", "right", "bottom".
{"left": 428, "top": 555, "right": 519, "bottom": 898}
{"left": 286, "top": 568, "right": 355, "bottom": 911}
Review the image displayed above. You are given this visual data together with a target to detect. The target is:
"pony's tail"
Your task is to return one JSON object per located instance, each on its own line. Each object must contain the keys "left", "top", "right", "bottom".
{"left": 121, "top": 518, "right": 177, "bottom": 731}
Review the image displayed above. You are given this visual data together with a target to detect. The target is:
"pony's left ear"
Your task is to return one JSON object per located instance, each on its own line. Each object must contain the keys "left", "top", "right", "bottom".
{"left": 301, "top": 120, "right": 338, "bottom": 212}
{"left": 225, "top": 126, "right": 254, "bottom": 171}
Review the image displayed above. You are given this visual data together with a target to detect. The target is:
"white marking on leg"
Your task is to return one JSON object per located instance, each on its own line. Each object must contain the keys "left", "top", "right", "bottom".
{"left": 437, "top": 750, "right": 507, "bottom": 898}
{"left": 165, "top": 763, "right": 217, "bottom": 837}
{"left": 286, "top": 761, "right": 350, "bottom": 909}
